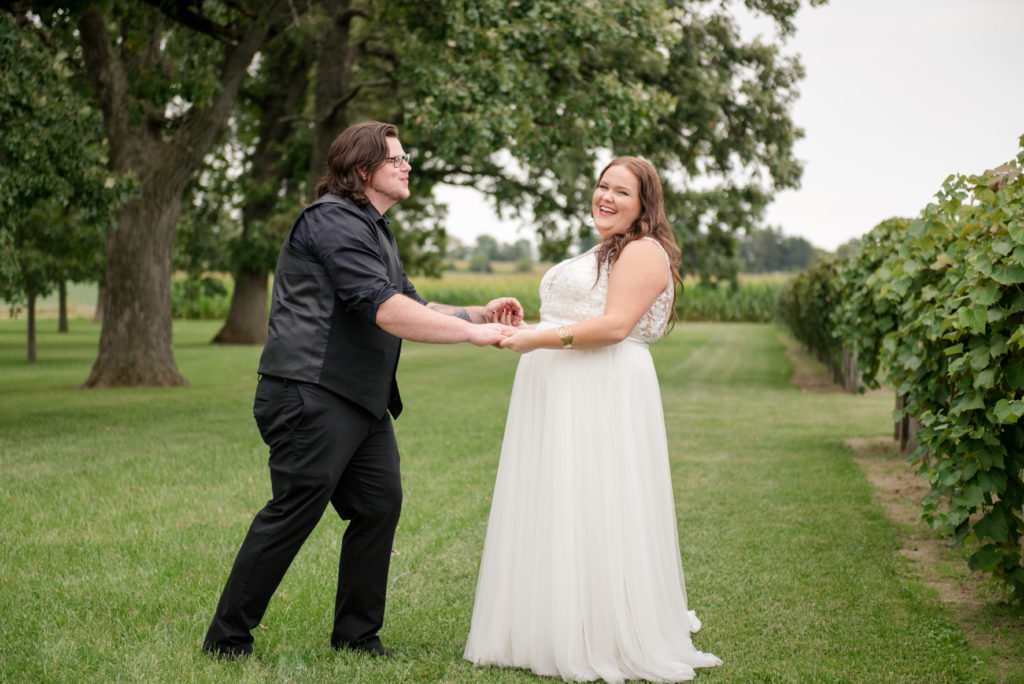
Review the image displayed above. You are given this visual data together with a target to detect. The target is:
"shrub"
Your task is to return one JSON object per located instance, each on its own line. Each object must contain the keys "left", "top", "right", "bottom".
{"left": 171, "top": 275, "right": 231, "bottom": 320}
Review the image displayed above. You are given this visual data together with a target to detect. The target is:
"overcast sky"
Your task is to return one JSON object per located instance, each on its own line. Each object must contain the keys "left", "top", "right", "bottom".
{"left": 436, "top": 0, "right": 1024, "bottom": 252}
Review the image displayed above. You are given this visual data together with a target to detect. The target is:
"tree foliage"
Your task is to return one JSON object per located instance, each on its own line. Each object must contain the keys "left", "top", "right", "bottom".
{"left": 0, "top": 10, "right": 122, "bottom": 310}
{"left": 4, "top": 0, "right": 820, "bottom": 378}
{"left": 878, "top": 154, "right": 1024, "bottom": 602}
{"left": 181, "top": 25, "right": 315, "bottom": 344}
{"left": 388, "top": 0, "right": 817, "bottom": 276}
{"left": 201, "top": 0, "right": 819, "bottom": 342}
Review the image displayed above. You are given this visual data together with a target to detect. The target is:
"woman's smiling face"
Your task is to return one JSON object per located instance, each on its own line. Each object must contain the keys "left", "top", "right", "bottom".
{"left": 591, "top": 164, "right": 641, "bottom": 239}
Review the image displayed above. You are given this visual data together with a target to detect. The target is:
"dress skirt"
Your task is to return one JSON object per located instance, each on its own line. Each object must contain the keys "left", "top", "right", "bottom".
{"left": 465, "top": 324, "right": 721, "bottom": 683}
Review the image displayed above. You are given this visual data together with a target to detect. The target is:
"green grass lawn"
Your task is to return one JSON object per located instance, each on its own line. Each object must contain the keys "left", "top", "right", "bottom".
{"left": 1, "top": 319, "right": 1020, "bottom": 683}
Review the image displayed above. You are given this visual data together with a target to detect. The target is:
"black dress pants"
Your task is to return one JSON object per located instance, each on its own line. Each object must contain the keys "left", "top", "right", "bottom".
{"left": 203, "top": 377, "right": 402, "bottom": 655}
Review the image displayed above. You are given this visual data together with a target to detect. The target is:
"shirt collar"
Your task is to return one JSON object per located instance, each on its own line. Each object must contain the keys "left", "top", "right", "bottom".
{"left": 360, "top": 201, "right": 390, "bottom": 230}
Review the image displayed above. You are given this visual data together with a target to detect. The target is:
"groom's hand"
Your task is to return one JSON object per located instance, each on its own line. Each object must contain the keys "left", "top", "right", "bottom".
{"left": 468, "top": 323, "right": 517, "bottom": 347}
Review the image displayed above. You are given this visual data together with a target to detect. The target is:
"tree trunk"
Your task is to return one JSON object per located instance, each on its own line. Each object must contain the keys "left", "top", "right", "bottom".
{"left": 211, "top": 266, "right": 268, "bottom": 344}
{"left": 58, "top": 280, "right": 69, "bottom": 332}
{"left": 212, "top": 31, "right": 312, "bottom": 346}
{"left": 93, "top": 283, "right": 104, "bottom": 323}
{"left": 83, "top": 192, "right": 187, "bottom": 387}
{"left": 310, "top": 0, "right": 356, "bottom": 197}
{"left": 27, "top": 291, "right": 37, "bottom": 364}
{"left": 76, "top": 5, "right": 276, "bottom": 386}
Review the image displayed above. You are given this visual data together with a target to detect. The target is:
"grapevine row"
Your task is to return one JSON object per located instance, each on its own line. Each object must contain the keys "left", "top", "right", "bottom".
{"left": 778, "top": 136, "right": 1024, "bottom": 602}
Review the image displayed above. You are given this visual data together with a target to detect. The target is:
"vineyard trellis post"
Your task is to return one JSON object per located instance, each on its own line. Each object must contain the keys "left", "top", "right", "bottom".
{"left": 841, "top": 345, "right": 862, "bottom": 393}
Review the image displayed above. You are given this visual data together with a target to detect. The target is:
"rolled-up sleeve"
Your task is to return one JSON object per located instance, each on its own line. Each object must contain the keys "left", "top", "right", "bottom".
{"left": 402, "top": 273, "right": 427, "bottom": 305}
{"left": 292, "top": 204, "right": 402, "bottom": 325}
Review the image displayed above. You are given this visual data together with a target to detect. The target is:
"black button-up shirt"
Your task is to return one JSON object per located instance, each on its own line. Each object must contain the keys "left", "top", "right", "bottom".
{"left": 288, "top": 201, "right": 426, "bottom": 325}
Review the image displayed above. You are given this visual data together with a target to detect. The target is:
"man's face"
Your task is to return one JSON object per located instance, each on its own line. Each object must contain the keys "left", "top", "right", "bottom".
{"left": 364, "top": 136, "right": 411, "bottom": 213}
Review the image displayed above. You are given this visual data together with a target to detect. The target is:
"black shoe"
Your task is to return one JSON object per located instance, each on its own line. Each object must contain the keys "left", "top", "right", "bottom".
{"left": 336, "top": 637, "right": 395, "bottom": 659}
{"left": 202, "top": 641, "right": 253, "bottom": 661}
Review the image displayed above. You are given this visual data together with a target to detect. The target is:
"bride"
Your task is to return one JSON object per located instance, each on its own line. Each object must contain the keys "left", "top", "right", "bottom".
{"left": 464, "top": 157, "right": 722, "bottom": 683}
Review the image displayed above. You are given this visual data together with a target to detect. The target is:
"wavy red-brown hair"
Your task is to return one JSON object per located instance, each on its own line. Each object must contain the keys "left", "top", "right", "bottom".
{"left": 594, "top": 157, "right": 683, "bottom": 320}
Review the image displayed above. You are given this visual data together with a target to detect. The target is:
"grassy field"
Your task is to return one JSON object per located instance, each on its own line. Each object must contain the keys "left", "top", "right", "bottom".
{"left": 1, "top": 318, "right": 1021, "bottom": 682}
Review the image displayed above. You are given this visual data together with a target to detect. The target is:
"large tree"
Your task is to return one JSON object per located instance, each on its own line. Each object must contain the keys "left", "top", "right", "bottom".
{"left": 392, "top": 0, "right": 820, "bottom": 270}
{"left": 208, "top": 25, "right": 315, "bottom": 344}
{"left": 7, "top": 0, "right": 822, "bottom": 366}
{"left": 69, "top": 0, "right": 286, "bottom": 386}
{"left": 0, "top": 10, "right": 115, "bottom": 360}
{"left": 5, "top": 199, "right": 107, "bottom": 361}
{"left": 305, "top": 0, "right": 453, "bottom": 278}
{"left": 211, "top": 0, "right": 425, "bottom": 345}
{"left": 215, "top": 0, "right": 821, "bottom": 341}
{"left": 372, "top": 0, "right": 818, "bottom": 273}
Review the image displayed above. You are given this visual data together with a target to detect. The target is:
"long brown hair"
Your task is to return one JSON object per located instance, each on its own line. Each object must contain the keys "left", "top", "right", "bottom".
{"left": 594, "top": 157, "right": 683, "bottom": 319}
{"left": 314, "top": 121, "right": 398, "bottom": 204}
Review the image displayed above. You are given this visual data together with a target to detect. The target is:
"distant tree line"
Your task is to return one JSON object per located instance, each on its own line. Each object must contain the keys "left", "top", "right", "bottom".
{"left": 738, "top": 226, "right": 820, "bottom": 273}
{"left": 447, "top": 235, "right": 535, "bottom": 273}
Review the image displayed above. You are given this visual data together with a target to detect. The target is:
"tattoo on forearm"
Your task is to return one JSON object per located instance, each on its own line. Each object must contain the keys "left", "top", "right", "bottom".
{"left": 428, "top": 303, "right": 471, "bottom": 321}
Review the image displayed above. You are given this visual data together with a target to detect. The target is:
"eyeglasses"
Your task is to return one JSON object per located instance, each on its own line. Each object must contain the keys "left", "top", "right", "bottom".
{"left": 383, "top": 154, "right": 411, "bottom": 168}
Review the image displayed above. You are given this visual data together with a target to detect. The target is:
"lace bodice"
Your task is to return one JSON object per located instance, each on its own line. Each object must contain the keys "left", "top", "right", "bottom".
{"left": 539, "top": 237, "right": 674, "bottom": 343}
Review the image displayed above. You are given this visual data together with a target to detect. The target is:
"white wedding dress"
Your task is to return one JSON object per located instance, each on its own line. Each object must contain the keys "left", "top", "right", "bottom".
{"left": 465, "top": 240, "right": 722, "bottom": 683}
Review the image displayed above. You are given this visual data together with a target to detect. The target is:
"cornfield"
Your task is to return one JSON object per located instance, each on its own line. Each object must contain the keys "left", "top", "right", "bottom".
{"left": 416, "top": 269, "right": 791, "bottom": 323}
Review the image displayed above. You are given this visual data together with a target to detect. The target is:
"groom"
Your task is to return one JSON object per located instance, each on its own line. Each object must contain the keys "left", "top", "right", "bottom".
{"left": 202, "top": 121, "right": 520, "bottom": 659}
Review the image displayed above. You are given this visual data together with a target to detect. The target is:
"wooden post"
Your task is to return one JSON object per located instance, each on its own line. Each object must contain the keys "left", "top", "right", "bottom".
{"left": 906, "top": 416, "right": 922, "bottom": 461}
{"left": 895, "top": 393, "right": 920, "bottom": 455}
{"left": 894, "top": 394, "right": 905, "bottom": 443}
{"left": 841, "top": 346, "right": 862, "bottom": 393}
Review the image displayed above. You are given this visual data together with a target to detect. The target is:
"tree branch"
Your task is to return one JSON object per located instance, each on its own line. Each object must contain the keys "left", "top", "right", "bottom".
{"left": 138, "top": 0, "right": 243, "bottom": 42}
{"left": 76, "top": 9, "right": 132, "bottom": 166}
{"left": 360, "top": 41, "right": 397, "bottom": 64}
{"left": 166, "top": 4, "right": 284, "bottom": 188}
{"left": 318, "top": 78, "right": 394, "bottom": 124}
{"left": 223, "top": 0, "right": 259, "bottom": 20}
{"left": 277, "top": 112, "right": 317, "bottom": 124}
{"left": 421, "top": 162, "right": 573, "bottom": 219}
{"left": 336, "top": 7, "right": 369, "bottom": 27}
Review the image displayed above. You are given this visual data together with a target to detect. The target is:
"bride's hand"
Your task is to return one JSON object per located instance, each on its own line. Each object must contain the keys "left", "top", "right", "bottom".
{"left": 483, "top": 298, "right": 523, "bottom": 326}
{"left": 494, "top": 307, "right": 526, "bottom": 326}
{"left": 499, "top": 329, "right": 541, "bottom": 354}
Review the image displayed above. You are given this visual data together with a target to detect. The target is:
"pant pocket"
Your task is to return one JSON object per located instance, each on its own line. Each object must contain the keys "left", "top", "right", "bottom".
{"left": 253, "top": 380, "right": 305, "bottom": 448}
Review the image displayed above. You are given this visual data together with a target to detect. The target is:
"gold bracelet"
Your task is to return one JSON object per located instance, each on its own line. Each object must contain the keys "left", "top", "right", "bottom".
{"left": 556, "top": 325, "right": 574, "bottom": 349}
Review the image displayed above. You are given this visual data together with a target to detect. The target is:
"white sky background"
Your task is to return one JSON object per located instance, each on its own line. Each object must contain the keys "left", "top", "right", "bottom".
{"left": 435, "top": 0, "right": 1024, "bottom": 253}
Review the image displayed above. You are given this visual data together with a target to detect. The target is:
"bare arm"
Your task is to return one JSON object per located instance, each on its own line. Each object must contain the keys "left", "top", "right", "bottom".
{"left": 499, "top": 240, "right": 669, "bottom": 353}
{"left": 426, "top": 297, "right": 524, "bottom": 325}
{"left": 376, "top": 293, "right": 511, "bottom": 346}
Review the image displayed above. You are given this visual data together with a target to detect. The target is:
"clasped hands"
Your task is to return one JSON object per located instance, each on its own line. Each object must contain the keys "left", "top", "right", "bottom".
{"left": 479, "top": 298, "right": 538, "bottom": 353}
